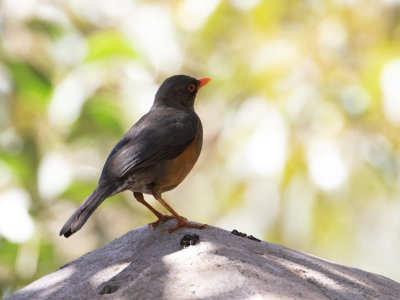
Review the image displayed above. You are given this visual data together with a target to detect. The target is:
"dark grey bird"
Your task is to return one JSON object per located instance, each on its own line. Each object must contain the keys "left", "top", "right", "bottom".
{"left": 60, "top": 75, "right": 211, "bottom": 238}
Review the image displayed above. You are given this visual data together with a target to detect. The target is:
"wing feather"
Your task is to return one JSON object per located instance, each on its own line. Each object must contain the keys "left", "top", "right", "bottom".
{"left": 99, "top": 110, "right": 200, "bottom": 183}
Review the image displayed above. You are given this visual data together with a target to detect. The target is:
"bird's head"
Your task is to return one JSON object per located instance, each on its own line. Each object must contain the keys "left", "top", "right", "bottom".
{"left": 154, "top": 75, "right": 211, "bottom": 109}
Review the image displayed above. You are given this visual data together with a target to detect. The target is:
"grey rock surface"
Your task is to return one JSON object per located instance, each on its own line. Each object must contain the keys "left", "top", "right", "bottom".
{"left": 6, "top": 220, "right": 400, "bottom": 300}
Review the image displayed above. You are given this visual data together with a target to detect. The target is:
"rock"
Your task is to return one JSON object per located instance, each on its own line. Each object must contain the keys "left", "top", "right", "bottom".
{"left": 6, "top": 220, "right": 400, "bottom": 300}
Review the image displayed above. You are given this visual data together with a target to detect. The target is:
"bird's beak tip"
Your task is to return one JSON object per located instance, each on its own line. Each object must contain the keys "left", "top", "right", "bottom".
{"left": 198, "top": 77, "right": 212, "bottom": 89}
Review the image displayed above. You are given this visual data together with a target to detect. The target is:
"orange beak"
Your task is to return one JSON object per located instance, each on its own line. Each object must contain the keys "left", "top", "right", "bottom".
{"left": 198, "top": 77, "right": 212, "bottom": 89}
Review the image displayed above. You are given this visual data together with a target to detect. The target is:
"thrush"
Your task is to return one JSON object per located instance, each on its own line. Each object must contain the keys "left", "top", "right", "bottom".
{"left": 60, "top": 75, "right": 211, "bottom": 238}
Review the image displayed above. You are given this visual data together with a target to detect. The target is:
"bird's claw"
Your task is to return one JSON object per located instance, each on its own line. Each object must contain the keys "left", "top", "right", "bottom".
{"left": 148, "top": 214, "right": 175, "bottom": 230}
{"left": 162, "top": 217, "right": 208, "bottom": 233}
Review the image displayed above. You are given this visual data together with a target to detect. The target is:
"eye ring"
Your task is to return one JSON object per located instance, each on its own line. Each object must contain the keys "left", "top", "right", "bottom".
{"left": 187, "top": 83, "right": 196, "bottom": 93}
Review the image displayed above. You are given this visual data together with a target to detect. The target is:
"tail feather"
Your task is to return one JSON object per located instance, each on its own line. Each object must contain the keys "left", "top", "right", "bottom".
{"left": 59, "top": 187, "right": 111, "bottom": 238}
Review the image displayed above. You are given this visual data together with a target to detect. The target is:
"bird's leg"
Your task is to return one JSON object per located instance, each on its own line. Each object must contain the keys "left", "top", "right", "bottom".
{"left": 152, "top": 193, "right": 207, "bottom": 233}
{"left": 133, "top": 192, "right": 174, "bottom": 228}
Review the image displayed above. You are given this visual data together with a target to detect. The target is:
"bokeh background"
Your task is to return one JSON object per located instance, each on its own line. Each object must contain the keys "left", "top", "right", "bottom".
{"left": 1, "top": 0, "right": 400, "bottom": 296}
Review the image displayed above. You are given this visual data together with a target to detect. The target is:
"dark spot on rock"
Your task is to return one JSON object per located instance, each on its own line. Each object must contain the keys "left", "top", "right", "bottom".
{"left": 99, "top": 284, "right": 119, "bottom": 295}
{"left": 231, "top": 229, "right": 247, "bottom": 237}
{"left": 247, "top": 235, "right": 261, "bottom": 242}
{"left": 180, "top": 234, "right": 200, "bottom": 248}
{"left": 231, "top": 229, "right": 261, "bottom": 242}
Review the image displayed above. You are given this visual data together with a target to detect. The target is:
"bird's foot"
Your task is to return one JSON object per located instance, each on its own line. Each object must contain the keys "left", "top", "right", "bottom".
{"left": 162, "top": 216, "right": 208, "bottom": 233}
{"left": 148, "top": 214, "right": 175, "bottom": 229}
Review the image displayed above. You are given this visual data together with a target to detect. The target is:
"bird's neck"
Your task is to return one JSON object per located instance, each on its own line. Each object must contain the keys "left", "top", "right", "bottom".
{"left": 152, "top": 99, "right": 194, "bottom": 111}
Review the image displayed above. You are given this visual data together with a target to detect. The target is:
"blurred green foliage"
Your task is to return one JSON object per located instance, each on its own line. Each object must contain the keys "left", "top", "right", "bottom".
{"left": 1, "top": 0, "right": 400, "bottom": 297}
{"left": 86, "top": 30, "right": 137, "bottom": 61}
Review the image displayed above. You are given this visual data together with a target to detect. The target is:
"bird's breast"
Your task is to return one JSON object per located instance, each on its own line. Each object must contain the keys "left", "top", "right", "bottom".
{"left": 157, "top": 130, "right": 202, "bottom": 192}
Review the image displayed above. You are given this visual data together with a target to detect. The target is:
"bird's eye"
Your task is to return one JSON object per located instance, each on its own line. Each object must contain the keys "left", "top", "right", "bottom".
{"left": 187, "top": 83, "right": 196, "bottom": 93}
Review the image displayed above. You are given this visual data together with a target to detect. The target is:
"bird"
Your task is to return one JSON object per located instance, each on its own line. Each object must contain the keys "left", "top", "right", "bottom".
{"left": 60, "top": 74, "right": 211, "bottom": 238}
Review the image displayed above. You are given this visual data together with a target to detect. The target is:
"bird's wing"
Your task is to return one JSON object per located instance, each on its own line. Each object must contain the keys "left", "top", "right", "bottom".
{"left": 99, "top": 112, "right": 200, "bottom": 182}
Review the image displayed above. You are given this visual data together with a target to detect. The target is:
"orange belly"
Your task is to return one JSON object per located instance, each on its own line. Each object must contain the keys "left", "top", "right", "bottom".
{"left": 158, "top": 133, "right": 202, "bottom": 192}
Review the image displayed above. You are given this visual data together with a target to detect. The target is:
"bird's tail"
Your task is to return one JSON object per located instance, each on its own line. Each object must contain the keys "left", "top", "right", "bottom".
{"left": 59, "top": 187, "right": 112, "bottom": 238}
